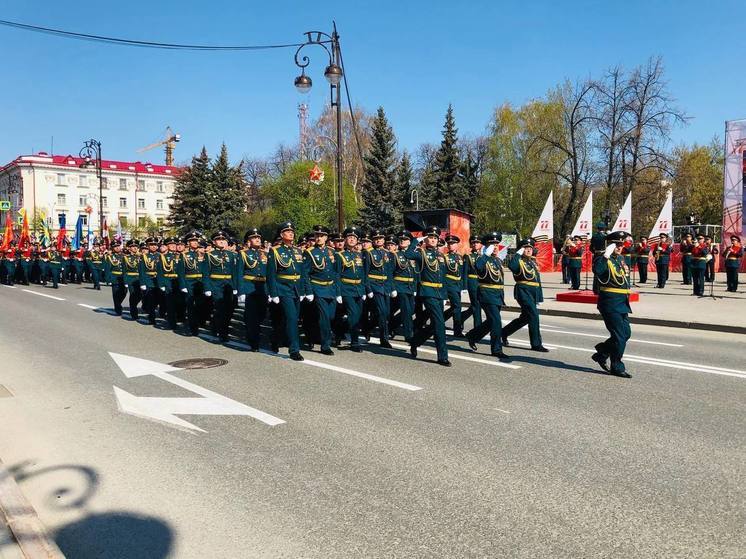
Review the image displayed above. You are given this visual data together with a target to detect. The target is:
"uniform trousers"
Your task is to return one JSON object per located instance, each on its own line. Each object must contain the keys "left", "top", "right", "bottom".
{"left": 389, "top": 293, "right": 415, "bottom": 341}
{"left": 445, "top": 289, "right": 463, "bottom": 335}
{"left": 271, "top": 296, "right": 301, "bottom": 354}
{"left": 569, "top": 267, "right": 581, "bottom": 290}
{"left": 211, "top": 283, "right": 234, "bottom": 340}
{"left": 314, "top": 296, "right": 337, "bottom": 351}
{"left": 243, "top": 289, "right": 267, "bottom": 348}
{"left": 726, "top": 268, "right": 740, "bottom": 292}
{"left": 596, "top": 311, "right": 631, "bottom": 373}
{"left": 111, "top": 278, "right": 126, "bottom": 315}
{"left": 637, "top": 260, "right": 648, "bottom": 283}
{"left": 692, "top": 268, "right": 705, "bottom": 296}
{"left": 126, "top": 281, "right": 142, "bottom": 319}
{"left": 656, "top": 262, "right": 669, "bottom": 288}
{"left": 502, "top": 301, "right": 542, "bottom": 348}
{"left": 467, "top": 302, "right": 503, "bottom": 355}
{"left": 411, "top": 297, "right": 448, "bottom": 362}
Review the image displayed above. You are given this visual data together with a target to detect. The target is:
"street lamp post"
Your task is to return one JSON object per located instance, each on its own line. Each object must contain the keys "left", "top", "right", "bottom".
{"left": 293, "top": 23, "right": 345, "bottom": 232}
{"left": 79, "top": 139, "right": 104, "bottom": 238}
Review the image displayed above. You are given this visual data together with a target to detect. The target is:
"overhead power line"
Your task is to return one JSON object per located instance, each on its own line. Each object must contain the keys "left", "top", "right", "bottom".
{"left": 0, "top": 18, "right": 323, "bottom": 51}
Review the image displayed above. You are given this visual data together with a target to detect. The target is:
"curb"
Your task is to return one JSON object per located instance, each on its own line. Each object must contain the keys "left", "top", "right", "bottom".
{"left": 0, "top": 459, "right": 65, "bottom": 559}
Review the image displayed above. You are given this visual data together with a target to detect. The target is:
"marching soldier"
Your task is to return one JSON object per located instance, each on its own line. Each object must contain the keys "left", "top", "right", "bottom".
{"left": 104, "top": 240, "right": 126, "bottom": 315}
{"left": 404, "top": 225, "right": 450, "bottom": 367}
{"left": 724, "top": 235, "right": 743, "bottom": 292}
{"left": 591, "top": 231, "right": 632, "bottom": 378}
{"left": 179, "top": 231, "right": 207, "bottom": 336}
{"left": 86, "top": 241, "right": 104, "bottom": 290}
{"left": 157, "top": 237, "right": 183, "bottom": 329}
{"left": 466, "top": 232, "right": 510, "bottom": 362}
{"left": 139, "top": 238, "right": 160, "bottom": 325}
{"left": 237, "top": 228, "right": 267, "bottom": 350}
{"left": 443, "top": 234, "right": 466, "bottom": 337}
{"left": 635, "top": 236, "right": 650, "bottom": 284}
{"left": 363, "top": 229, "right": 394, "bottom": 348}
{"left": 653, "top": 233, "right": 672, "bottom": 288}
{"left": 690, "top": 233, "right": 709, "bottom": 297}
{"left": 590, "top": 222, "right": 607, "bottom": 294}
{"left": 501, "top": 238, "right": 548, "bottom": 352}
{"left": 70, "top": 243, "right": 86, "bottom": 284}
{"left": 463, "top": 235, "right": 483, "bottom": 330}
{"left": 335, "top": 227, "right": 367, "bottom": 352}
{"left": 566, "top": 235, "right": 584, "bottom": 290}
{"left": 204, "top": 230, "right": 238, "bottom": 342}
{"left": 122, "top": 239, "right": 143, "bottom": 320}
{"left": 1, "top": 247, "right": 16, "bottom": 285}
{"left": 704, "top": 235, "right": 718, "bottom": 283}
{"left": 389, "top": 232, "right": 417, "bottom": 343}
{"left": 680, "top": 232, "right": 694, "bottom": 285}
{"left": 304, "top": 224, "right": 340, "bottom": 356}
{"left": 44, "top": 246, "right": 63, "bottom": 289}
{"left": 267, "top": 222, "right": 307, "bottom": 360}
{"left": 18, "top": 243, "right": 33, "bottom": 285}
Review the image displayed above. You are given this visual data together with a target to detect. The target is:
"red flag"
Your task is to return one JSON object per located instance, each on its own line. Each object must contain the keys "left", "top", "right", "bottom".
{"left": 102, "top": 216, "right": 109, "bottom": 249}
{"left": 0, "top": 211, "right": 13, "bottom": 251}
{"left": 18, "top": 209, "right": 30, "bottom": 249}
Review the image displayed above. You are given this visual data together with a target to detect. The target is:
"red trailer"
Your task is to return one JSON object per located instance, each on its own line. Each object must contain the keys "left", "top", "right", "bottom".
{"left": 403, "top": 209, "right": 474, "bottom": 252}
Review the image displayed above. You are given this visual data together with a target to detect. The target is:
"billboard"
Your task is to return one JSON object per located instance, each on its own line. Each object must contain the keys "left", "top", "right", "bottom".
{"left": 723, "top": 119, "right": 746, "bottom": 240}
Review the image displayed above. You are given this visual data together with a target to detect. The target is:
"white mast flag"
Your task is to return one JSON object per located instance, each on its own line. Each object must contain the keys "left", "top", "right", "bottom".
{"left": 648, "top": 190, "right": 673, "bottom": 243}
{"left": 611, "top": 192, "right": 632, "bottom": 233}
{"left": 531, "top": 191, "right": 553, "bottom": 242}
{"left": 570, "top": 192, "right": 593, "bottom": 239}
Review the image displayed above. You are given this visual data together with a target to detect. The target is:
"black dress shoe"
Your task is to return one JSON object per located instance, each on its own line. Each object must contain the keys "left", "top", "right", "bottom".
{"left": 320, "top": 348, "right": 334, "bottom": 356}
{"left": 453, "top": 331, "right": 464, "bottom": 338}
{"left": 380, "top": 340, "right": 392, "bottom": 349}
{"left": 608, "top": 368, "right": 631, "bottom": 378}
{"left": 249, "top": 346, "right": 259, "bottom": 353}
{"left": 501, "top": 335, "right": 510, "bottom": 347}
{"left": 350, "top": 346, "right": 363, "bottom": 353}
{"left": 437, "top": 359, "right": 452, "bottom": 367}
{"left": 531, "top": 346, "right": 549, "bottom": 352}
{"left": 468, "top": 339, "right": 478, "bottom": 351}
{"left": 410, "top": 345, "right": 417, "bottom": 358}
{"left": 492, "top": 351, "right": 511, "bottom": 362}
{"left": 271, "top": 344, "right": 279, "bottom": 353}
{"left": 591, "top": 352, "right": 610, "bottom": 372}
{"left": 289, "top": 352, "right": 304, "bottom": 361}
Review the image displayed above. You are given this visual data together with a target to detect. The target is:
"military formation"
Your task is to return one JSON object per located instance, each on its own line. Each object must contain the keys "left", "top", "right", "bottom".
{"left": 3, "top": 221, "right": 743, "bottom": 380}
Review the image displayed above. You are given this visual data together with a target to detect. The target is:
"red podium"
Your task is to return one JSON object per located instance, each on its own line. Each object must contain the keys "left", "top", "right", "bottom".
{"left": 556, "top": 290, "right": 640, "bottom": 304}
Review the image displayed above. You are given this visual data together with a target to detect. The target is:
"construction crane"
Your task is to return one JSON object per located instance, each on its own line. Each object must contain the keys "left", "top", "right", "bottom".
{"left": 137, "top": 127, "right": 181, "bottom": 166}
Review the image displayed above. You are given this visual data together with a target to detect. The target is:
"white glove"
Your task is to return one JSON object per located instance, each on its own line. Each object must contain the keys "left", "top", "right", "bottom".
{"left": 160, "top": 286, "right": 166, "bottom": 292}
{"left": 416, "top": 236, "right": 426, "bottom": 244}
{"left": 232, "top": 289, "right": 238, "bottom": 295}
{"left": 604, "top": 244, "right": 616, "bottom": 258}
{"left": 367, "top": 292, "right": 374, "bottom": 299}
{"left": 516, "top": 248, "right": 525, "bottom": 256}
{"left": 705, "top": 254, "right": 713, "bottom": 262}
{"left": 125, "top": 284, "right": 128, "bottom": 288}
{"left": 299, "top": 294, "right": 306, "bottom": 301}
{"left": 181, "top": 288, "right": 188, "bottom": 293}
{"left": 306, "top": 294, "right": 314, "bottom": 302}
{"left": 238, "top": 294, "right": 246, "bottom": 303}
{"left": 336, "top": 295, "right": 343, "bottom": 304}
{"left": 413, "top": 291, "right": 417, "bottom": 297}
{"left": 360, "top": 295, "right": 366, "bottom": 301}
{"left": 271, "top": 296, "right": 280, "bottom": 304}
{"left": 391, "top": 290, "right": 398, "bottom": 298}
{"left": 462, "top": 289, "right": 467, "bottom": 295}
{"left": 267, "top": 295, "right": 273, "bottom": 303}
{"left": 140, "top": 285, "right": 147, "bottom": 291}
{"left": 485, "top": 244, "right": 496, "bottom": 257}
{"left": 205, "top": 291, "right": 212, "bottom": 297}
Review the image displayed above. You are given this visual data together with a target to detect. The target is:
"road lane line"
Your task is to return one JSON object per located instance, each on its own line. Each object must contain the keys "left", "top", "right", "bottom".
{"left": 0, "top": 285, "right": 16, "bottom": 289}
{"left": 200, "top": 335, "right": 423, "bottom": 391}
{"left": 22, "top": 289, "right": 65, "bottom": 301}
{"left": 78, "top": 303, "right": 99, "bottom": 309}
{"left": 540, "top": 327, "right": 682, "bottom": 347}
{"left": 493, "top": 408, "right": 511, "bottom": 414}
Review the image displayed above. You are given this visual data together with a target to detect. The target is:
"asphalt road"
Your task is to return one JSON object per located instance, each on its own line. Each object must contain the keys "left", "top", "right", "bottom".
{"left": 0, "top": 282, "right": 744, "bottom": 559}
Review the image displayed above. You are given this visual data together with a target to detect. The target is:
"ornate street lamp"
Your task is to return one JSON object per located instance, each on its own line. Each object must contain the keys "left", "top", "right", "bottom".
{"left": 293, "top": 23, "right": 345, "bottom": 232}
{"left": 79, "top": 139, "right": 104, "bottom": 237}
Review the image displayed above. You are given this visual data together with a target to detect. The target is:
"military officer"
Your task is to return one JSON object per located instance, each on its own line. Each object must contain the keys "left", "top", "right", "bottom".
{"left": 1, "top": 247, "right": 15, "bottom": 285}
{"left": 462, "top": 235, "right": 483, "bottom": 330}
{"left": 204, "top": 230, "right": 238, "bottom": 342}
{"left": 17, "top": 244, "right": 33, "bottom": 285}
{"left": 335, "top": 227, "right": 367, "bottom": 352}
{"left": 267, "top": 222, "right": 307, "bottom": 360}
{"left": 122, "top": 239, "right": 143, "bottom": 320}
{"left": 704, "top": 235, "right": 718, "bottom": 283}
{"left": 178, "top": 231, "right": 207, "bottom": 336}
{"left": 689, "top": 233, "right": 709, "bottom": 297}
{"left": 680, "top": 232, "right": 694, "bottom": 285}
{"left": 501, "top": 238, "right": 548, "bottom": 352}
{"left": 156, "top": 237, "right": 183, "bottom": 329}
{"left": 466, "top": 232, "right": 510, "bottom": 362}
{"left": 86, "top": 241, "right": 104, "bottom": 290}
{"left": 591, "top": 231, "right": 632, "bottom": 378}
{"left": 724, "top": 235, "right": 743, "bottom": 292}
{"left": 635, "top": 236, "right": 650, "bottom": 284}
{"left": 236, "top": 228, "right": 267, "bottom": 350}
{"left": 653, "top": 233, "right": 672, "bottom": 288}
{"left": 304, "top": 224, "right": 341, "bottom": 356}
{"left": 566, "top": 235, "right": 584, "bottom": 290}
{"left": 404, "top": 225, "right": 450, "bottom": 366}
{"left": 590, "top": 222, "right": 607, "bottom": 294}
{"left": 389, "top": 232, "right": 417, "bottom": 343}
{"left": 70, "top": 244, "right": 86, "bottom": 284}
{"left": 45, "top": 246, "right": 64, "bottom": 289}
{"left": 443, "top": 234, "right": 466, "bottom": 337}
{"left": 104, "top": 239, "right": 126, "bottom": 315}
{"left": 138, "top": 237, "right": 160, "bottom": 325}
{"left": 362, "top": 229, "right": 394, "bottom": 348}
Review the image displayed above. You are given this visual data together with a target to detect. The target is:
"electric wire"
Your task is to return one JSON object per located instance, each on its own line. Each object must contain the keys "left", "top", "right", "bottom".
{"left": 338, "top": 43, "right": 366, "bottom": 168}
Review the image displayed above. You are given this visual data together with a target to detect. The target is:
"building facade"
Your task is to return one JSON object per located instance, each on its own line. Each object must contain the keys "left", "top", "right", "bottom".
{"left": 0, "top": 152, "right": 180, "bottom": 234}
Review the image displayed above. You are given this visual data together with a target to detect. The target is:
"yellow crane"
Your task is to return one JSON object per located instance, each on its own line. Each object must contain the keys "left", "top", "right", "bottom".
{"left": 137, "top": 127, "right": 181, "bottom": 166}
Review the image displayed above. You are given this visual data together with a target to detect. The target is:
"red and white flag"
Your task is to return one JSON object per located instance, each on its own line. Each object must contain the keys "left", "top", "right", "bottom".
{"left": 648, "top": 191, "right": 672, "bottom": 244}
{"left": 530, "top": 191, "right": 553, "bottom": 243}
{"left": 570, "top": 192, "right": 593, "bottom": 239}
{"left": 611, "top": 192, "right": 632, "bottom": 233}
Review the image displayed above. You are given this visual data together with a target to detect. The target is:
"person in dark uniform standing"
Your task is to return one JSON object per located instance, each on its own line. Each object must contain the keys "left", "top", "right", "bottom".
{"left": 178, "top": 231, "right": 207, "bottom": 336}
{"left": 303, "top": 224, "right": 340, "bottom": 356}
{"left": 204, "top": 230, "right": 238, "bottom": 342}
{"left": 404, "top": 225, "right": 450, "bottom": 366}
{"left": 389, "top": 231, "right": 417, "bottom": 343}
{"left": 591, "top": 231, "right": 632, "bottom": 378}
{"left": 724, "top": 235, "right": 743, "bottom": 292}
{"left": 237, "top": 228, "right": 267, "bottom": 350}
{"left": 635, "top": 236, "right": 650, "bottom": 284}
{"left": 104, "top": 240, "right": 126, "bottom": 315}
{"left": 590, "top": 222, "right": 607, "bottom": 294}
{"left": 690, "top": 233, "right": 709, "bottom": 297}
{"left": 566, "top": 235, "right": 584, "bottom": 290}
{"left": 443, "top": 234, "right": 466, "bottom": 337}
{"left": 86, "top": 241, "right": 104, "bottom": 290}
{"left": 267, "top": 222, "right": 307, "bottom": 361}
{"left": 501, "top": 238, "right": 548, "bottom": 352}
{"left": 680, "top": 232, "right": 694, "bottom": 285}
{"left": 157, "top": 237, "right": 183, "bottom": 329}
{"left": 139, "top": 238, "right": 161, "bottom": 325}
{"left": 704, "top": 235, "right": 718, "bottom": 283}
{"left": 466, "top": 232, "right": 510, "bottom": 362}
{"left": 653, "top": 233, "right": 672, "bottom": 288}
{"left": 362, "top": 229, "right": 394, "bottom": 348}
{"left": 122, "top": 240, "right": 143, "bottom": 320}
{"left": 463, "top": 235, "right": 483, "bottom": 330}
{"left": 335, "top": 227, "right": 367, "bottom": 352}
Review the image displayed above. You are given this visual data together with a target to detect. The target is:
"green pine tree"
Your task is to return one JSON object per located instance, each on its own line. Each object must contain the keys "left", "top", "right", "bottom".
{"left": 429, "top": 104, "right": 465, "bottom": 208}
{"left": 209, "top": 144, "right": 248, "bottom": 235}
{"left": 169, "top": 147, "right": 212, "bottom": 234}
{"left": 459, "top": 147, "right": 480, "bottom": 214}
{"left": 392, "top": 150, "right": 414, "bottom": 220}
{"left": 357, "top": 107, "right": 398, "bottom": 231}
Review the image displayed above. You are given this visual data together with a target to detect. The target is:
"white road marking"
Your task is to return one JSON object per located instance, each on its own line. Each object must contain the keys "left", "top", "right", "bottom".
{"left": 77, "top": 303, "right": 99, "bottom": 310}
{"left": 109, "top": 352, "right": 285, "bottom": 431}
{"left": 205, "top": 335, "right": 422, "bottom": 391}
{"left": 494, "top": 321, "right": 681, "bottom": 347}
{"left": 493, "top": 408, "right": 511, "bottom": 414}
{"left": 0, "top": 284, "right": 16, "bottom": 289}
{"left": 368, "top": 336, "right": 521, "bottom": 370}
{"left": 22, "top": 289, "right": 65, "bottom": 301}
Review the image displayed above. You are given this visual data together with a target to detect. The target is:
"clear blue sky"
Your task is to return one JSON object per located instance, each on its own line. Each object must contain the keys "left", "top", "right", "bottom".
{"left": 1, "top": 0, "right": 744, "bottom": 166}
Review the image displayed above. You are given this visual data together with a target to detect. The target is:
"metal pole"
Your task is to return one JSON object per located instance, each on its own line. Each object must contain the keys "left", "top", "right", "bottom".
{"left": 333, "top": 27, "right": 344, "bottom": 233}
{"left": 97, "top": 144, "right": 103, "bottom": 238}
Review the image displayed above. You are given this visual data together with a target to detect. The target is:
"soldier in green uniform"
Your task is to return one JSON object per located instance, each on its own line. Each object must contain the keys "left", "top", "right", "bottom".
{"left": 237, "top": 228, "right": 267, "bottom": 350}
{"left": 304, "top": 224, "right": 341, "bottom": 356}
{"left": 138, "top": 238, "right": 160, "bottom": 325}
{"left": 267, "top": 222, "right": 307, "bottom": 360}
{"left": 156, "top": 237, "right": 182, "bottom": 329}
{"left": 404, "top": 225, "right": 450, "bottom": 366}
{"left": 443, "top": 234, "right": 466, "bottom": 338}
{"left": 635, "top": 236, "right": 650, "bottom": 284}
{"left": 203, "top": 230, "right": 238, "bottom": 342}
{"left": 86, "top": 241, "right": 104, "bottom": 290}
{"left": 680, "top": 232, "right": 694, "bottom": 285}
{"left": 653, "top": 233, "right": 672, "bottom": 288}
{"left": 590, "top": 222, "right": 607, "bottom": 294}
{"left": 462, "top": 235, "right": 483, "bottom": 331}
{"left": 178, "top": 231, "right": 207, "bottom": 336}
{"left": 334, "top": 227, "right": 367, "bottom": 352}
{"left": 389, "top": 232, "right": 417, "bottom": 343}
{"left": 122, "top": 240, "right": 143, "bottom": 320}
{"left": 591, "top": 231, "right": 632, "bottom": 378}
{"left": 104, "top": 240, "right": 126, "bottom": 315}
{"left": 1, "top": 247, "right": 16, "bottom": 285}
{"left": 724, "top": 235, "right": 743, "bottom": 292}
{"left": 689, "top": 233, "right": 709, "bottom": 297}
{"left": 362, "top": 229, "right": 393, "bottom": 348}
{"left": 466, "top": 232, "right": 510, "bottom": 361}
{"left": 566, "top": 235, "right": 584, "bottom": 290}
{"left": 501, "top": 238, "right": 549, "bottom": 352}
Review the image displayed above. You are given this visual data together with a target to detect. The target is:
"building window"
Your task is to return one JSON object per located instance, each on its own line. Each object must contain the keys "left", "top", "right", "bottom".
{"left": 119, "top": 216, "right": 128, "bottom": 227}
{"left": 119, "top": 178, "right": 127, "bottom": 190}
{"left": 57, "top": 193, "right": 66, "bottom": 205}
{"left": 137, "top": 179, "right": 145, "bottom": 191}
{"left": 101, "top": 177, "right": 108, "bottom": 189}
{"left": 101, "top": 196, "right": 108, "bottom": 208}
{"left": 138, "top": 216, "right": 146, "bottom": 227}
{"left": 57, "top": 213, "right": 65, "bottom": 225}
{"left": 138, "top": 198, "right": 146, "bottom": 209}
{"left": 156, "top": 199, "right": 164, "bottom": 210}
{"left": 156, "top": 217, "right": 164, "bottom": 227}
{"left": 79, "top": 175, "right": 87, "bottom": 187}
{"left": 156, "top": 181, "right": 164, "bottom": 193}
{"left": 78, "top": 195, "right": 87, "bottom": 207}
{"left": 79, "top": 213, "right": 88, "bottom": 226}
{"left": 119, "top": 197, "right": 127, "bottom": 208}
{"left": 57, "top": 173, "right": 66, "bottom": 186}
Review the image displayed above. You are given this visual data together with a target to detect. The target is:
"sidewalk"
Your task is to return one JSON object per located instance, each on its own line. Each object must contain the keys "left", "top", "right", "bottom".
{"left": 493, "top": 271, "right": 746, "bottom": 334}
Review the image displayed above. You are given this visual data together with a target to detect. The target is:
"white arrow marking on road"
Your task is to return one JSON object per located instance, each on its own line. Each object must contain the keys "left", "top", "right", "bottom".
{"left": 109, "top": 352, "right": 285, "bottom": 432}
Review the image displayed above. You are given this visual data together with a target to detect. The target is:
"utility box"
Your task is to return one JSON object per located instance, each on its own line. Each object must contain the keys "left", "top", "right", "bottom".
{"left": 404, "top": 209, "right": 474, "bottom": 253}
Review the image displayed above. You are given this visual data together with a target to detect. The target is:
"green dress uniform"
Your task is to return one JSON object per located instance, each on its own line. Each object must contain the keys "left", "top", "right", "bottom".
{"left": 139, "top": 250, "right": 160, "bottom": 324}
{"left": 70, "top": 247, "right": 85, "bottom": 284}
{"left": 1, "top": 249, "right": 16, "bottom": 285}
{"left": 724, "top": 243, "right": 743, "bottom": 292}
{"left": 363, "top": 242, "right": 393, "bottom": 344}
{"left": 390, "top": 248, "right": 417, "bottom": 342}
{"left": 178, "top": 246, "right": 208, "bottom": 336}
{"left": 680, "top": 238, "right": 693, "bottom": 285}
{"left": 689, "top": 242, "right": 709, "bottom": 296}
{"left": 567, "top": 241, "right": 583, "bottom": 290}
{"left": 267, "top": 241, "right": 307, "bottom": 357}
{"left": 157, "top": 250, "right": 183, "bottom": 329}
{"left": 592, "top": 234, "right": 632, "bottom": 377}
{"left": 104, "top": 250, "right": 126, "bottom": 315}
{"left": 86, "top": 248, "right": 104, "bottom": 289}
{"left": 502, "top": 245, "right": 545, "bottom": 350}
{"left": 404, "top": 229, "right": 449, "bottom": 365}
{"left": 304, "top": 245, "right": 341, "bottom": 354}
{"left": 635, "top": 241, "right": 650, "bottom": 284}
{"left": 463, "top": 251, "right": 483, "bottom": 329}
{"left": 443, "top": 242, "right": 466, "bottom": 337}
{"left": 237, "top": 245, "right": 268, "bottom": 349}
{"left": 335, "top": 244, "right": 367, "bottom": 351}
{"left": 122, "top": 252, "right": 143, "bottom": 319}
{"left": 466, "top": 234, "right": 507, "bottom": 358}
{"left": 590, "top": 225, "right": 607, "bottom": 294}
{"left": 204, "top": 245, "right": 238, "bottom": 342}
{"left": 654, "top": 240, "right": 672, "bottom": 288}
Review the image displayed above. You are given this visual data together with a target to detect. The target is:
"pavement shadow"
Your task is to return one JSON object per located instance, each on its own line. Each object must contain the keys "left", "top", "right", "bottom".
{"left": 505, "top": 354, "right": 605, "bottom": 375}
